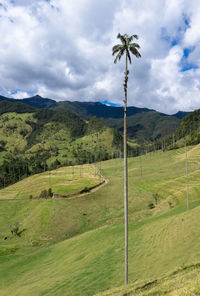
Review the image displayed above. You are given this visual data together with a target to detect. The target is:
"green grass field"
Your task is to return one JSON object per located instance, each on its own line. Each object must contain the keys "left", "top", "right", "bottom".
{"left": 1, "top": 145, "right": 200, "bottom": 295}
{"left": 0, "top": 164, "right": 101, "bottom": 199}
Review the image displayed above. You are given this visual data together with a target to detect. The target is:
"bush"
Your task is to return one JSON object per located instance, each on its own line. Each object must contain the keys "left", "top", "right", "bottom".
{"left": 148, "top": 202, "right": 155, "bottom": 209}
{"left": 39, "top": 188, "right": 53, "bottom": 198}
{"left": 39, "top": 189, "right": 48, "bottom": 198}
{"left": 10, "top": 222, "right": 20, "bottom": 236}
{"left": 48, "top": 188, "right": 53, "bottom": 197}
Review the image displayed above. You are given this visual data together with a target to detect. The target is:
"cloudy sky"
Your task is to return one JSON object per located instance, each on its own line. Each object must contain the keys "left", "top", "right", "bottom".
{"left": 0, "top": 0, "right": 200, "bottom": 114}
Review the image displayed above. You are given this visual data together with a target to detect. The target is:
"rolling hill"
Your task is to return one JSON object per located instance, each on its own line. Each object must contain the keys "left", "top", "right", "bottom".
{"left": 0, "top": 164, "right": 102, "bottom": 200}
{"left": 1, "top": 145, "right": 200, "bottom": 295}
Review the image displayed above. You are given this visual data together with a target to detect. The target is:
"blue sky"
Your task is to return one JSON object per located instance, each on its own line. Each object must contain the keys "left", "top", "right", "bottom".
{"left": 0, "top": 0, "right": 200, "bottom": 114}
{"left": 98, "top": 100, "right": 121, "bottom": 107}
{"left": 180, "top": 47, "right": 198, "bottom": 71}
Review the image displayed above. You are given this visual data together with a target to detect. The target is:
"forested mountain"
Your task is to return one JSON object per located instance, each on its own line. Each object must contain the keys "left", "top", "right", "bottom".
{"left": 0, "top": 95, "right": 189, "bottom": 140}
{"left": 152, "top": 108, "right": 200, "bottom": 152}
{"left": 0, "top": 104, "right": 124, "bottom": 188}
{"left": 174, "top": 108, "right": 200, "bottom": 145}
{"left": 58, "top": 100, "right": 153, "bottom": 119}
{"left": 58, "top": 101, "right": 181, "bottom": 140}
{"left": 0, "top": 100, "right": 36, "bottom": 115}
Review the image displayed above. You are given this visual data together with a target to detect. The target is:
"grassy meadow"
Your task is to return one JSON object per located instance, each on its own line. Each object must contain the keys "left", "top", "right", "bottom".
{"left": 0, "top": 164, "right": 102, "bottom": 199}
{"left": 0, "top": 145, "right": 200, "bottom": 295}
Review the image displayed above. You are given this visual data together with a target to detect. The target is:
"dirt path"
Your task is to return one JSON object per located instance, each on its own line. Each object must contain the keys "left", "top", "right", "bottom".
{"left": 67, "top": 168, "right": 109, "bottom": 200}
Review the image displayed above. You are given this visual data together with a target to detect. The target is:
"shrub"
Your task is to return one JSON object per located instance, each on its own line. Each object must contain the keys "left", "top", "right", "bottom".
{"left": 48, "top": 188, "right": 53, "bottom": 197}
{"left": 10, "top": 222, "right": 20, "bottom": 236}
{"left": 148, "top": 202, "right": 155, "bottom": 209}
{"left": 39, "top": 189, "right": 48, "bottom": 198}
{"left": 39, "top": 188, "right": 53, "bottom": 198}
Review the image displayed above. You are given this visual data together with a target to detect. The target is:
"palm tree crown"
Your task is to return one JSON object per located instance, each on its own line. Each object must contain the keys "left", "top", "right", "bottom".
{"left": 112, "top": 33, "right": 141, "bottom": 64}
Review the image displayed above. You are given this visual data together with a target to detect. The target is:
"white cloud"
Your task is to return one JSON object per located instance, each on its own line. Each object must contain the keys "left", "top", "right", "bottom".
{"left": 10, "top": 90, "right": 30, "bottom": 99}
{"left": 0, "top": 0, "right": 200, "bottom": 113}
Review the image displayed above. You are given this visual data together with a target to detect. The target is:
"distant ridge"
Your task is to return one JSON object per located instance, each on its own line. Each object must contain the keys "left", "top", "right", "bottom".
{"left": 172, "top": 111, "right": 191, "bottom": 119}
{"left": 0, "top": 94, "right": 190, "bottom": 119}
{"left": 22, "top": 95, "right": 58, "bottom": 108}
{"left": 0, "top": 94, "right": 190, "bottom": 140}
{"left": 0, "top": 94, "right": 57, "bottom": 109}
{"left": 0, "top": 94, "right": 154, "bottom": 118}
{"left": 58, "top": 100, "right": 154, "bottom": 119}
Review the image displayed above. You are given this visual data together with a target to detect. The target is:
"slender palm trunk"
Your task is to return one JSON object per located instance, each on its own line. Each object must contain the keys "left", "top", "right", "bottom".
{"left": 140, "top": 155, "right": 143, "bottom": 177}
{"left": 185, "top": 139, "right": 189, "bottom": 209}
{"left": 124, "top": 53, "right": 128, "bottom": 285}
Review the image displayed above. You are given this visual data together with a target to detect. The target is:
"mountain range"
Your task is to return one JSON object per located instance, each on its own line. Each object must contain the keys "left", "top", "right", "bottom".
{"left": 0, "top": 94, "right": 191, "bottom": 140}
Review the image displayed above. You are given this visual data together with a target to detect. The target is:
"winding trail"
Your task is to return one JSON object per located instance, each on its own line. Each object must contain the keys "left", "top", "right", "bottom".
{"left": 67, "top": 168, "right": 109, "bottom": 200}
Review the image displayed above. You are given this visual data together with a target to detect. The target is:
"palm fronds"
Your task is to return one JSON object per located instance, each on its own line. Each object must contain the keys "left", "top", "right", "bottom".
{"left": 112, "top": 33, "right": 141, "bottom": 63}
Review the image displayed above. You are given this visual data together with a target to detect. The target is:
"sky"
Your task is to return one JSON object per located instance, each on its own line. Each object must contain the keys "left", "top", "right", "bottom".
{"left": 0, "top": 0, "right": 200, "bottom": 114}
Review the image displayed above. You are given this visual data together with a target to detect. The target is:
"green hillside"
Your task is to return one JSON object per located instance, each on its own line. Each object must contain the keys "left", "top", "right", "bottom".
{"left": 0, "top": 100, "right": 36, "bottom": 115}
{"left": 1, "top": 145, "right": 200, "bottom": 295}
{"left": 157, "top": 107, "right": 200, "bottom": 152}
{"left": 0, "top": 109, "right": 123, "bottom": 188}
{"left": 0, "top": 164, "right": 101, "bottom": 200}
{"left": 105, "top": 110, "right": 179, "bottom": 140}
{"left": 56, "top": 101, "right": 180, "bottom": 141}
{"left": 175, "top": 108, "right": 200, "bottom": 145}
{"left": 0, "top": 112, "right": 37, "bottom": 154}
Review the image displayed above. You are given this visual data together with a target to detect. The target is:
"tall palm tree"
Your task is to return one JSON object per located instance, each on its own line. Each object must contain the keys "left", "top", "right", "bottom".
{"left": 112, "top": 33, "right": 141, "bottom": 285}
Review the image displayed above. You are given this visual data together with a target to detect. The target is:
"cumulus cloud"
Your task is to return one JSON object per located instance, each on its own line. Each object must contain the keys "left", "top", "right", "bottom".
{"left": 0, "top": 0, "right": 200, "bottom": 113}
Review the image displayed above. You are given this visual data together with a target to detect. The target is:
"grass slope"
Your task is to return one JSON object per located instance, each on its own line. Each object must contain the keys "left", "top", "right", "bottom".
{"left": 96, "top": 261, "right": 200, "bottom": 295}
{"left": 1, "top": 201, "right": 200, "bottom": 296}
{"left": 1, "top": 145, "right": 200, "bottom": 295}
{"left": 0, "top": 164, "right": 101, "bottom": 199}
